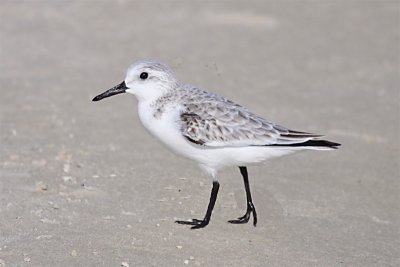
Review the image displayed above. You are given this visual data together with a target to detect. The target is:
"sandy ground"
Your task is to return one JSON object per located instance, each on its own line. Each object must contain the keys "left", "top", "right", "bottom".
{"left": 1, "top": 1, "right": 399, "bottom": 266}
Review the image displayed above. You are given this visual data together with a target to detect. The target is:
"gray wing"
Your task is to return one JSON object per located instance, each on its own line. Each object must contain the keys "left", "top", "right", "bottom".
{"left": 179, "top": 90, "right": 321, "bottom": 147}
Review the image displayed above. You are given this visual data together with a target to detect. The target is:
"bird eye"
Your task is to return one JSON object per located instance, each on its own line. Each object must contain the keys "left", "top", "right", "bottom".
{"left": 140, "top": 72, "right": 148, "bottom": 80}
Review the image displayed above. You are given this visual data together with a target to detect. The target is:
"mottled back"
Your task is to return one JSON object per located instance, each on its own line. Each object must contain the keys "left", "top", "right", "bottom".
{"left": 176, "top": 85, "right": 321, "bottom": 147}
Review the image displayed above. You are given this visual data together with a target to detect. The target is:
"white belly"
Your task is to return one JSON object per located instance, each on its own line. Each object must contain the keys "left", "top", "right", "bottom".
{"left": 137, "top": 102, "right": 294, "bottom": 177}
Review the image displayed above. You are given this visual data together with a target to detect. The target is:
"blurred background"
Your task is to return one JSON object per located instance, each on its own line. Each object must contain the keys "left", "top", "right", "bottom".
{"left": 1, "top": 1, "right": 399, "bottom": 266}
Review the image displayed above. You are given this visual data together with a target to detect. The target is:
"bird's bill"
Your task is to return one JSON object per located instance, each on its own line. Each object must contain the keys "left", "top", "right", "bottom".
{"left": 92, "top": 81, "right": 128, "bottom": 101}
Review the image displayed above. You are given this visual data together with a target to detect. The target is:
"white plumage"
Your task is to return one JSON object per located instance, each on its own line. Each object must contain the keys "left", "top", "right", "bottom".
{"left": 93, "top": 60, "right": 340, "bottom": 229}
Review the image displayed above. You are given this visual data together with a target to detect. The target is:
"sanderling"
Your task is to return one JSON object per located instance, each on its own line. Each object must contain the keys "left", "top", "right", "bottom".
{"left": 93, "top": 60, "right": 340, "bottom": 229}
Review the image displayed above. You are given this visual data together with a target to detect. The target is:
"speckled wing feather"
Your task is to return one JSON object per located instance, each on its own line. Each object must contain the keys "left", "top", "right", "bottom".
{"left": 179, "top": 87, "right": 321, "bottom": 147}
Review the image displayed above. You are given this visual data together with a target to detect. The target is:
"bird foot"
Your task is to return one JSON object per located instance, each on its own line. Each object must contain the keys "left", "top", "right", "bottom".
{"left": 175, "top": 218, "right": 209, "bottom": 229}
{"left": 228, "top": 203, "right": 257, "bottom": 226}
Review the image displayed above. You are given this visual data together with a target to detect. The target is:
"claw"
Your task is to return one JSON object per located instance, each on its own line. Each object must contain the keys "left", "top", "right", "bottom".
{"left": 175, "top": 181, "right": 219, "bottom": 229}
{"left": 228, "top": 214, "right": 250, "bottom": 224}
{"left": 175, "top": 219, "right": 209, "bottom": 229}
{"left": 228, "top": 203, "right": 257, "bottom": 226}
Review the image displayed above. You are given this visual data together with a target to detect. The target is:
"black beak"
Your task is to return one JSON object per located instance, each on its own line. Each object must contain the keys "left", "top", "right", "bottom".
{"left": 92, "top": 81, "right": 128, "bottom": 101}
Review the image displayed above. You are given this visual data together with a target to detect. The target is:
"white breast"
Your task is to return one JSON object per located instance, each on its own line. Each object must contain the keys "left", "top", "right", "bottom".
{"left": 137, "top": 101, "right": 196, "bottom": 157}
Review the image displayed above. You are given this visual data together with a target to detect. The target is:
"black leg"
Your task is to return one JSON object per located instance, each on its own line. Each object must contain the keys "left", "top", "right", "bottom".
{"left": 176, "top": 181, "right": 220, "bottom": 229}
{"left": 228, "top": 166, "right": 258, "bottom": 226}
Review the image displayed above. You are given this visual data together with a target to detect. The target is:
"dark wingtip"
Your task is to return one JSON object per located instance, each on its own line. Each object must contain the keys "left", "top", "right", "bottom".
{"left": 330, "top": 141, "right": 341, "bottom": 148}
{"left": 272, "top": 140, "right": 341, "bottom": 148}
{"left": 296, "top": 140, "right": 341, "bottom": 148}
{"left": 322, "top": 140, "right": 341, "bottom": 148}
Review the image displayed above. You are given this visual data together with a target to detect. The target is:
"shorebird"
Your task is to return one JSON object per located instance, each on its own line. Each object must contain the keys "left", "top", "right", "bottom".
{"left": 93, "top": 60, "right": 340, "bottom": 229}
